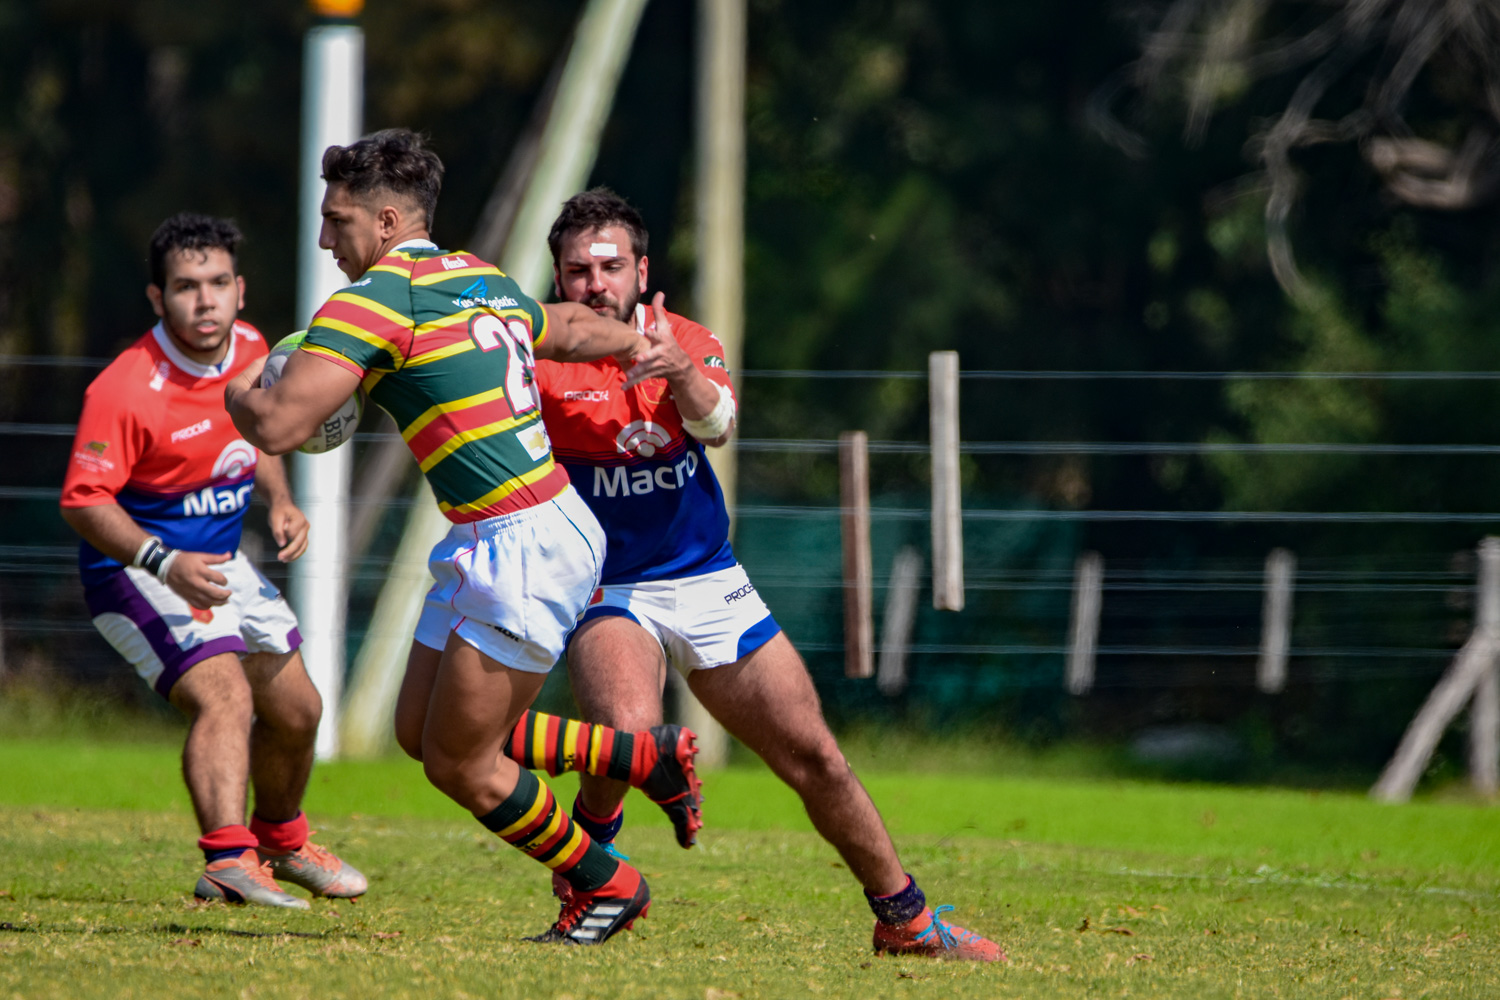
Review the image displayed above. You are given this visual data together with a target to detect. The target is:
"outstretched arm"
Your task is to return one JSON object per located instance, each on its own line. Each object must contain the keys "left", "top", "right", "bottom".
{"left": 538, "top": 292, "right": 684, "bottom": 388}
{"left": 226, "top": 351, "right": 363, "bottom": 455}
{"left": 252, "top": 452, "right": 309, "bottom": 563}
{"left": 537, "top": 301, "right": 641, "bottom": 364}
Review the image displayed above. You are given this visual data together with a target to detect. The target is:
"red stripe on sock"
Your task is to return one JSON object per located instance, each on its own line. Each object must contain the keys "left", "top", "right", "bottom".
{"left": 197, "top": 824, "right": 258, "bottom": 853}
{"left": 249, "top": 812, "right": 308, "bottom": 853}
{"left": 500, "top": 786, "right": 559, "bottom": 846}
{"left": 507, "top": 715, "right": 531, "bottom": 767}
{"left": 542, "top": 713, "right": 562, "bottom": 773}
{"left": 630, "top": 732, "right": 659, "bottom": 786}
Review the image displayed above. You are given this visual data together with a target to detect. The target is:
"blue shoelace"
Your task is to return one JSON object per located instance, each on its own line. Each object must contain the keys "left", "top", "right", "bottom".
{"left": 601, "top": 841, "right": 630, "bottom": 862}
{"left": 917, "top": 905, "right": 972, "bottom": 948}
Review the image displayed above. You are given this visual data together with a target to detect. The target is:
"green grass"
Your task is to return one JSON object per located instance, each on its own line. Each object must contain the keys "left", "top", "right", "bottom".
{"left": 3, "top": 735, "right": 1499, "bottom": 998}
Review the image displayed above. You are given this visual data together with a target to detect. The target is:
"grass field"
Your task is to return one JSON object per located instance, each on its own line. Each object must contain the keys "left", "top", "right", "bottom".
{"left": 3, "top": 734, "right": 1499, "bottom": 999}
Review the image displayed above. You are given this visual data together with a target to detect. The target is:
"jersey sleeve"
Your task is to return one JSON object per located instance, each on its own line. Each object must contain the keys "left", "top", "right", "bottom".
{"left": 673, "top": 317, "right": 736, "bottom": 399}
{"left": 60, "top": 383, "right": 148, "bottom": 508}
{"left": 302, "top": 279, "right": 414, "bottom": 377}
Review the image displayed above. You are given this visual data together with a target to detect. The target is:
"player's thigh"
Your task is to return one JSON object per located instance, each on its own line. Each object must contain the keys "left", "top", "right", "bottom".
{"left": 566, "top": 614, "right": 670, "bottom": 729}
{"left": 422, "top": 631, "right": 549, "bottom": 766}
{"left": 688, "top": 632, "right": 835, "bottom": 759}
{"left": 395, "top": 640, "right": 443, "bottom": 758}
{"left": 87, "top": 565, "right": 249, "bottom": 700}
{"left": 167, "top": 650, "right": 254, "bottom": 722}
{"left": 241, "top": 649, "right": 321, "bottom": 735}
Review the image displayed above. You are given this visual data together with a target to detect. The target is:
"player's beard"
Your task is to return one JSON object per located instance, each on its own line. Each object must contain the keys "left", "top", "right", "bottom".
{"left": 583, "top": 284, "right": 642, "bottom": 325}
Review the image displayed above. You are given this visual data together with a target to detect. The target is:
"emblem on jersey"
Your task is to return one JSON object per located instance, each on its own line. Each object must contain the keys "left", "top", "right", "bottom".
{"left": 518, "top": 423, "right": 550, "bottom": 461}
{"left": 615, "top": 420, "right": 671, "bottom": 458}
{"left": 149, "top": 361, "right": 170, "bottom": 392}
{"left": 73, "top": 441, "right": 114, "bottom": 473}
{"left": 211, "top": 440, "right": 258, "bottom": 479}
{"left": 703, "top": 355, "right": 727, "bottom": 370}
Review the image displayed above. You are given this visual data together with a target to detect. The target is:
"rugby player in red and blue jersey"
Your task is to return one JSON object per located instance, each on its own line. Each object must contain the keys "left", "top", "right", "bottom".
{"left": 520, "top": 189, "right": 1003, "bottom": 961}
{"left": 60, "top": 214, "right": 366, "bottom": 909}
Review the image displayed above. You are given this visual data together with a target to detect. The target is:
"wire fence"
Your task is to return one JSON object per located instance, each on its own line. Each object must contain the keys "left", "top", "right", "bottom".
{"left": 2, "top": 360, "right": 1494, "bottom": 725}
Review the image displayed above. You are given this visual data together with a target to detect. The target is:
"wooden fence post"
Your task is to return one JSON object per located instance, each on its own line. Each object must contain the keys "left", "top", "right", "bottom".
{"left": 1471, "top": 537, "right": 1500, "bottom": 794}
{"left": 1372, "top": 537, "right": 1500, "bottom": 802}
{"left": 1257, "top": 548, "right": 1296, "bottom": 694}
{"left": 840, "top": 431, "right": 873, "bottom": 679}
{"left": 1066, "top": 551, "right": 1103, "bottom": 696}
{"left": 929, "top": 351, "right": 964, "bottom": 611}
{"left": 877, "top": 546, "right": 922, "bottom": 696}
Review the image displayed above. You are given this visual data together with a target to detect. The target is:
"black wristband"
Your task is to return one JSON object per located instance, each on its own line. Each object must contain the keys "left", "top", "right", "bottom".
{"left": 141, "top": 542, "right": 174, "bottom": 577}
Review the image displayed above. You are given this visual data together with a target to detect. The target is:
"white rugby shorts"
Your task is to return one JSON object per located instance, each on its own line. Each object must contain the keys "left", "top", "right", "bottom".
{"left": 85, "top": 551, "right": 302, "bottom": 698}
{"left": 577, "top": 562, "right": 782, "bottom": 674}
{"left": 413, "top": 486, "right": 606, "bottom": 673}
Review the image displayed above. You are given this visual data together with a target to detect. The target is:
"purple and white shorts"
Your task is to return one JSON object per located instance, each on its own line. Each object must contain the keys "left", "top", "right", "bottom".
{"left": 85, "top": 551, "right": 302, "bottom": 699}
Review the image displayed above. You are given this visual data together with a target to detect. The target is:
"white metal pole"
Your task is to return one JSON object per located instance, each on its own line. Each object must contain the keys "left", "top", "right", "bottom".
{"left": 339, "top": 0, "right": 649, "bottom": 757}
{"left": 294, "top": 2, "right": 363, "bottom": 759}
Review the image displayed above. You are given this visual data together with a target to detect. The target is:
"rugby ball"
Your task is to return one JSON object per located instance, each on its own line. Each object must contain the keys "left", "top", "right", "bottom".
{"left": 260, "top": 331, "right": 362, "bottom": 454}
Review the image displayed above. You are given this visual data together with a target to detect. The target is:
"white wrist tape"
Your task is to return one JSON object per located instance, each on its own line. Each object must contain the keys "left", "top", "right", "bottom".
{"left": 682, "top": 383, "right": 736, "bottom": 441}
{"left": 154, "top": 549, "right": 180, "bottom": 583}
{"left": 132, "top": 535, "right": 163, "bottom": 569}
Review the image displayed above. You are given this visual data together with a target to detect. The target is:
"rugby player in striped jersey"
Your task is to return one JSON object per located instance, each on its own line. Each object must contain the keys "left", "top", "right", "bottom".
{"left": 226, "top": 129, "right": 689, "bottom": 945}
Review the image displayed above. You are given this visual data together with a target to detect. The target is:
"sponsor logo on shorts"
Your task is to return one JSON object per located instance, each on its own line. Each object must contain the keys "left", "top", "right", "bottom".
{"left": 170, "top": 418, "right": 212, "bottom": 443}
{"left": 190, "top": 606, "right": 214, "bottom": 623}
{"left": 724, "top": 581, "right": 756, "bottom": 604}
{"left": 703, "top": 355, "right": 727, "bottom": 370}
{"left": 564, "top": 389, "right": 610, "bottom": 402}
{"left": 487, "top": 622, "right": 522, "bottom": 642}
{"left": 593, "top": 450, "right": 699, "bottom": 498}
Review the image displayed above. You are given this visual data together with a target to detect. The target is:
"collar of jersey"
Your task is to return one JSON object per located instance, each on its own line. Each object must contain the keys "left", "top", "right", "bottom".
{"left": 150, "top": 321, "right": 236, "bottom": 380}
{"left": 392, "top": 239, "right": 438, "bottom": 252}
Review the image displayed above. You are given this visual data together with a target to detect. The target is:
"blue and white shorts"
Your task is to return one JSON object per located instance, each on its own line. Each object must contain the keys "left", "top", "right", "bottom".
{"left": 579, "top": 562, "right": 782, "bottom": 675}
{"left": 85, "top": 551, "right": 302, "bottom": 699}
{"left": 413, "top": 486, "right": 606, "bottom": 673}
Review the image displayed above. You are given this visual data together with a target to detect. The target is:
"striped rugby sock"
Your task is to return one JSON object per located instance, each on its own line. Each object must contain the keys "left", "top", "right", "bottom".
{"left": 477, "top": 768, "right": 618, "bottom": 891}
{"left": 505, "top": 710, "right": 661, "bottom": 786}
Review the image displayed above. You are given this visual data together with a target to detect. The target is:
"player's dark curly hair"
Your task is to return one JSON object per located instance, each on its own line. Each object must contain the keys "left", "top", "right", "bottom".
{"left": 547, "top": 187, "right": 649, "bottom": 264}
{"left": 321, "top": 128, "right": 444, "bottom": 230}
{"left": 149, "top": 213, "right": 243, "bottom": 288}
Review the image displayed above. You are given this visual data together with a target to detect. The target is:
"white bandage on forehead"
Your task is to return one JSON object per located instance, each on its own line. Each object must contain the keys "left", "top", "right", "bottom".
{"left": 590, "top": 242, "right": 618, "bottom": 257}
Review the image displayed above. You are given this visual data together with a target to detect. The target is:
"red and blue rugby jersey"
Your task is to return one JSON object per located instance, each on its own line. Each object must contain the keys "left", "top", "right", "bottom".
{"left": 535, "top": 307, "right": 737, "bottom": 585}
{"left": 60, "top": 321, "right": 268, "bottom": 588}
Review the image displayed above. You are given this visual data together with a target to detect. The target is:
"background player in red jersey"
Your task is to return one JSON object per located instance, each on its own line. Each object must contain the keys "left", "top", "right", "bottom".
{"left": 59, "top": 214, "right": 366, "bottom": 909}
{"left": 522, "top": 189, "right": 1003, "bottom": 961}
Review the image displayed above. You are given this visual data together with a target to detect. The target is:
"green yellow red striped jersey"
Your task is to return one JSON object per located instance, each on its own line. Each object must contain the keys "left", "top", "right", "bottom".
{"left": 301, "top": 244, "right": 569, "bottom": 523}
